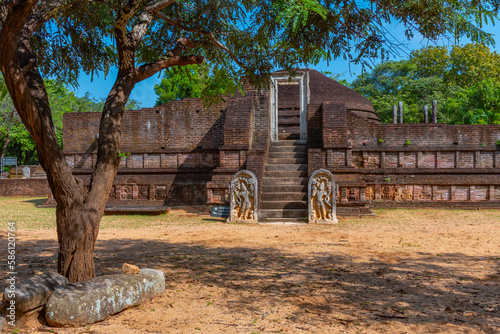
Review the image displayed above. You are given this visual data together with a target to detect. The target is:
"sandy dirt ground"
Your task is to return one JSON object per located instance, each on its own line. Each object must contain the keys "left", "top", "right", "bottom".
{"left": 1, "top": 208, "right": 499, "bottom": 333}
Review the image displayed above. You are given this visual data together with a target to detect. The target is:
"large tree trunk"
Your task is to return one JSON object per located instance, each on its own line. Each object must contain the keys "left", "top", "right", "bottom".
{"left": 55, "top": 75, "right": 132, "bottom": 281}
{"left": 0, "top": 1, "right": 133, "bottom": 282}
{"left": 56, "top": 202, "right": 100, "bottom": 282}
{"left": 0, "top": 0, "right": 195, "bottom": 282}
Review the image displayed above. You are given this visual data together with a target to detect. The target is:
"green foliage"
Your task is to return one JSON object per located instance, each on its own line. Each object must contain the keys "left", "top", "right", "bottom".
{"left": 405, "top": 140, "right": 411, "bottom": 146}
{"left": 444, "top": 78, "right": 500, "bottom": 124}
{"left": 351, "top": 59, "right": 447, "bottom": 123}
{"left": 0, "top": 76, "right": 8, "bottom": 101}
{"left": 154, "top": 63, "right": 239, "bottom": 105}
{"left": 0, "top": 79, "right": 124, "bottom": 164}
{"left": 351, "top": 44, "right": 500, "bottom": 124}
{"left": 276, "top": 0, "right": 327, "bottom": 33}
{"left": 45, "top": 80, "right": 103, "bottom": 148}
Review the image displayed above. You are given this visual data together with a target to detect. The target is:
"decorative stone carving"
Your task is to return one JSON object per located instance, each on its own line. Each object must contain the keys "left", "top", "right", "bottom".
{"left": 22, "top": 166, "right": 30, "bottom": 179}
{"left": 229, "top": 170, "right": 258, "bottom": 222}
{"left": 308, "top": 169, "right": 338, "bottom": 224}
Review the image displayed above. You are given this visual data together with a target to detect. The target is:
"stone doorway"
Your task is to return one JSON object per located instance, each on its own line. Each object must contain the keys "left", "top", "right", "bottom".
{"left": 270, "top": 72, "right": 309, "bottom": 142}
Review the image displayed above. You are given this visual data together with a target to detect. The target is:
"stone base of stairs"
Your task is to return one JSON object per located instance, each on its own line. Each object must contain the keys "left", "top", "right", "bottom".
{"left": 257, "top": 207, "right": 375, "bottom": 223}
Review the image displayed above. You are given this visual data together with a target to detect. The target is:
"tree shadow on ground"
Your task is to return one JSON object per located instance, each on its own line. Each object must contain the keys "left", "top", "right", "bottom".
{"left": 2, "top": 235, "right": 499, "bottom": 332}
{"left": 22, "top": 198, "right": 47, "bottom": 206}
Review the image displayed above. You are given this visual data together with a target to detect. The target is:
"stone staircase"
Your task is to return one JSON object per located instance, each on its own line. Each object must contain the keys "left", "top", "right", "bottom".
{"left": 278, "top": 106, "right": 301, "bottom": 140}
{"left": 260, "top": 140, "right": 308, "bottom": 222}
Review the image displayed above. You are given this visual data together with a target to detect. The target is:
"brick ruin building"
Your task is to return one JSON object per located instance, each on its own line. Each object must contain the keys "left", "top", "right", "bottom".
{"left": 63, "top": 69, "right": 500, "bottom": 220}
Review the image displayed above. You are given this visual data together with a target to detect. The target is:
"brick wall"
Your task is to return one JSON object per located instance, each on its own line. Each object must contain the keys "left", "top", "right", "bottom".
{"left": 65, "top": 91, "right": 267, "bottom": 207}
{"left": 322, "top": 102, "right": 348, "bottom": 148}
{"left": 313, "top": 103, "right": 500, "bottom": 206}
{"left": 0, "top": 179, "right": 50, "bottom": 197}
{"left": 64, "top": 99, "right": 226, "bottom": 155}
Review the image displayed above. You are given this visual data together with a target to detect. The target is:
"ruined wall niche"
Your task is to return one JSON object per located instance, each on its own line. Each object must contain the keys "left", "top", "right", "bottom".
{"left": 229, "top": 170, "right": 258, "bottom": 223}
{"left": 308, "top": 169, "right": 338, "bottom": 224}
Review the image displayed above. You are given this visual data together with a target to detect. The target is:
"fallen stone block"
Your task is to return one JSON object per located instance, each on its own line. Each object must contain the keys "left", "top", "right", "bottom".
{"left": 2, "top": 272, "right": 69, "bottom": 313}
{"left": 45, "top": 269, "right": 165, "bottom": 327}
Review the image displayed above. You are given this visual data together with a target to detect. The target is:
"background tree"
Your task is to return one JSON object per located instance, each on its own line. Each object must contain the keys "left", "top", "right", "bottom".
{"left": 1, "top": 0, "right": 498, "bottom": 282}
{"left": 154, "top": 63, "right": 238, "bottom": 105}
{"left": 351, "top": 43, "right": 500, "bottom": 124}
{"left": 1, "top": 78, "right": 130, "bottom": 164}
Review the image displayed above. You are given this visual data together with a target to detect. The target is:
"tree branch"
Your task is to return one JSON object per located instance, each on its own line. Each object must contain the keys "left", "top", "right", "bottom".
{"left": 114, "top": 0, "right": 144, "bottom": 51}
{"left": 156, "top": 12, "right": 246, "bottom": 68}
{"left": 129, "top": 0, "right": 176, "bottom": 48}
{"left": 24, "top": 0, "right": 66, "bottom": 35}
{"left": 0, "top": 0, "right": 12, "bottom": 27}
{"left": 144, "top": 0, "right": 176, "bottom": 13}
{"left": 135, "top": 55, "right": 204, "bottom": 82}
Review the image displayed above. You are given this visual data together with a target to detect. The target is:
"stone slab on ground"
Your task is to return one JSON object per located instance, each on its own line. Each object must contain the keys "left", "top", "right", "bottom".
{"left": 2, "top": 272, "right": 68, "bottom": 313}
{"left": 45, "top": 269, "right": 165, "bottom": 327}
{"left": 103, "top": 206, "right": 170, "bottom": 215}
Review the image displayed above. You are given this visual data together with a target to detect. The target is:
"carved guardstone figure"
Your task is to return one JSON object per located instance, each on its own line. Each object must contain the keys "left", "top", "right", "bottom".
{"left": 308, "top": 169, "right": 338, "bottom": 224}
{"left": 229, "top": 170, "right": 258, "bottom": 222}
{"left": 22, "top": 166, "right": 31, "bottom": 179}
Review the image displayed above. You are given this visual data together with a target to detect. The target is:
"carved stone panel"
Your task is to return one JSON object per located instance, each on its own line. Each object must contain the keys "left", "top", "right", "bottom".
{"left": 121, "top": 185, "right": 133, "bottom": 200}
{"left": 308, "top": 169, "right": 338, "bottom": 224}
{"left": 229, "top": 170, "right": 258, "bottom": 223}
{"left": 138, "top": 185, "right": 149, "bottom": 199}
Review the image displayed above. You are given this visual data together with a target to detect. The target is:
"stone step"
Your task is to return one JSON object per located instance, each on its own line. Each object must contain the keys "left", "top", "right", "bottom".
{"left": 261, "top": 201, "right": 307, "bottom": 210}
{"left": 278, "top": 125, "right": 300, "bottom": 133}
{"left": 267, "top": 157, "right": 307, "bottom": 165}
{"left": 278, "top": 116, "right": 300, "bottom": 125}
{"left": 263, "top": 170, "right": 308, "bottom": 178}
{"left": 261, "top": 192, "right": 308, "bottom": 201}
{"left": 262, "top": 177, "right": 307, "bottom": 186}
{"left": 278, "top": 133, "right": 300, "bottom": 140}
{"left": 265, "top": 164, "right": 307, "bottom": 172}
{"left": 268, "top": 151, "right": 307, "bottom": 159}
{"left": 277, "top": 109, "right": 300, "bottom": 117}
{"left": 270, "top": 140, "right": 306, "bottom": 147}
{"left": 259, "top": 218, "right": 308, "bottom": 224}
{"left": 261, "top": 185, "right": 308, "bottom": 193}
{"left": 259, "top": 209, "right": 308, "bottom": 219}
{"left": 269, "top": 145, "right": 307, "bottom": 153}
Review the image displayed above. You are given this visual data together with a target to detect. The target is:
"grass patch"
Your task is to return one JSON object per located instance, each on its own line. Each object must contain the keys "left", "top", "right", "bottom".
{"left": 0, "top": 197, "right": 209, "bottom": 230}
{"left": 1, "top": 197, "right": 499, "bottom": 231}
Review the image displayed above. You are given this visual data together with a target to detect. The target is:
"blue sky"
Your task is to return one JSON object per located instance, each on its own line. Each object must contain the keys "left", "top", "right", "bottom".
{"left": 73, "top": 21, "right": 500, "bottom": 108}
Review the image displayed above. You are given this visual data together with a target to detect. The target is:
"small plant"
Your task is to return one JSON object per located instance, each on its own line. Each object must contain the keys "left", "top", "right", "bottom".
{"left": 117, "top": 151, "right": 131, "bottom": 159}
{"left": 378, "top": 138, "right": 384, "bottom": 144}
{"left": 405, "top": 139, "right": 411, "bottom": 146}
{"left": 385, "top": 177, "right": 391, "bottom": 182}
{"left": 481, "top": 143, "right": 486, "bottom": 147}
{"left": 496, "top": 140, "right": 500, "bottom": 146}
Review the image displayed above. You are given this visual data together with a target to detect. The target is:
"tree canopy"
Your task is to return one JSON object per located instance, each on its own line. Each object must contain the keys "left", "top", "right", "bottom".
{"left": 350, "top": 43, "right": 500, "bottom": 124}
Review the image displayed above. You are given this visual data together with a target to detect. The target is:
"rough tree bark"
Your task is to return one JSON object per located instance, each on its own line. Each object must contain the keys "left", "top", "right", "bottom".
{"left": 0, "top": 0, "right": 202, "bottom": 282}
